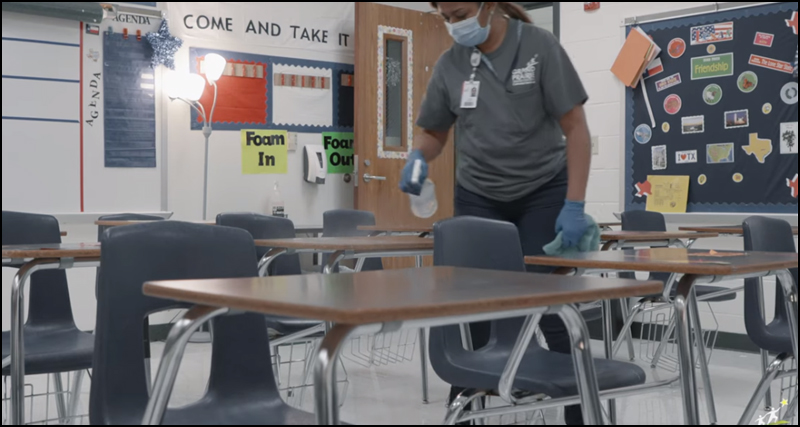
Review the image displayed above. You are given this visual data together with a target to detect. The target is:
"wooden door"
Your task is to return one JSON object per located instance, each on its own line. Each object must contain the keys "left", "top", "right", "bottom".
{"left": 354, "top": 3, "right": 454, "bottom": 268}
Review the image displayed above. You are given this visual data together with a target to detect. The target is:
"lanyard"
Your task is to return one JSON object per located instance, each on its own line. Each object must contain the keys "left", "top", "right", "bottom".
{"left": 468, "top": 21, "right": 524, "bottom": 88}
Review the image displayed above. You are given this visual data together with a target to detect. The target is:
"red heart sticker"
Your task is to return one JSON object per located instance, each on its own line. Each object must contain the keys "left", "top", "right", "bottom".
{"left": 681, "top": 154, "right": 688, "bottom": 160}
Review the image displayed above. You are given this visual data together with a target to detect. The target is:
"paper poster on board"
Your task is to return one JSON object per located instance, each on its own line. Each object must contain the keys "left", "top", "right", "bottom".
{"left": 241, "top": 130, "right": 288, "bottom": 175}
{"left": 646, "top": 176, "right": 690, "bottom": 213}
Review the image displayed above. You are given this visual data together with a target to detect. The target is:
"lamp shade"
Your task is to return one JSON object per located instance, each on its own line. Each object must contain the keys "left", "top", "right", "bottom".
{"left": 164, "top": 71, "right": 206, "bottom": 101}
{"left": 164, "top": 70, "right": 183, "bottom": 99}
{"left": 183, "top": 74, "right": 207, "bottom": 101}
{"left": 203, "top": 53, "right": 227, "bottom": 83}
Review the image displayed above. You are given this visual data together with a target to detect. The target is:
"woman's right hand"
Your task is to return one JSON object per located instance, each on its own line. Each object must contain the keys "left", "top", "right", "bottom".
{"left": 400, "top": 150, "right": 429, "bottom": 196}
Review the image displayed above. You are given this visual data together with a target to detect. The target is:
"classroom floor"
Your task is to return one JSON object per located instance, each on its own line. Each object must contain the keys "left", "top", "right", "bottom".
{"left": 5, "top": 337, "right": 797, "bottom": 425}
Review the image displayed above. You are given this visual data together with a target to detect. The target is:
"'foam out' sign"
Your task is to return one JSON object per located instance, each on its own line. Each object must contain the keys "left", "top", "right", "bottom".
{"left": 323, "top": 133, "right": 354, "bottom": 174}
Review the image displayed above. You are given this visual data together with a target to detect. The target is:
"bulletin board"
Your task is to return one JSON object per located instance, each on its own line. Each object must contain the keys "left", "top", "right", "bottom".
{"left": 625, "top": 2, "right": 798, "bottom": 213}
{"left": 188, "top": 47, "right": 354, "bottom": 133}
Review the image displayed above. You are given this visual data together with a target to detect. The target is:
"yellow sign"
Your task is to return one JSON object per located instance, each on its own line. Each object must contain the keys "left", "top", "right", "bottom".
{"left": 241, "top": 130, "right": 288, "bottom": 175}
{"left": 646, "top": 175, "right": 690, "bottom": 213}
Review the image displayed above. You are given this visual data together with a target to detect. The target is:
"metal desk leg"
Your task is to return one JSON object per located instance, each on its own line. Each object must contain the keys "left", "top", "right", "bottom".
{"left": 314, "top": 324, "right": 359, "bottom": 425}
{"left": 142, "top": 306, "right": 229, "bottom": 425}
{"left": 688, "top": 287, "right": 718, "bottom": 425}
{"left": 559, "top": 304, "right": 604, "bottom": 425}
{"left": 258, "top": 248, "right": 289, "bottom": 277}
{"left": 602, "top": 300, "right": 617, "bottom": 425}
{"left": 675, "top": 275, "right": 700, "bottom": 426}
{"left": 755, "top": 278, "right": 773, "bottom": 410}
{"left": 776, "top": 269, "right": 799, "bottom": 362}
{"left": 619, "top": 299, "right": 636, "bottom": 362}
{"left": 10, "top": 260, "right": 49, "bottom": 425}
{"left": 323, "top": 251, "right": 346, "bottom": 275}
{"left": 66, "top": 370, "right": 86, "bottom": 425}
{"left": 416, "top": 255, "right": 430, "bottom": 405}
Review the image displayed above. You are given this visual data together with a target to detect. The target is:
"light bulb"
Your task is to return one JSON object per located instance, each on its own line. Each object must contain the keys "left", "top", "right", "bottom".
{"left": 184, "top": 74, "right": 207, "bottom": 102}
{"left": 203, "top": 53, "right": 227, "bottom": 83}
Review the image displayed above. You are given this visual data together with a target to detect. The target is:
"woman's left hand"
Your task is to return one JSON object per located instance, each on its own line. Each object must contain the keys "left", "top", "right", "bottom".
{"left": 556, "top": 200, "right": 589, "bottom": 249}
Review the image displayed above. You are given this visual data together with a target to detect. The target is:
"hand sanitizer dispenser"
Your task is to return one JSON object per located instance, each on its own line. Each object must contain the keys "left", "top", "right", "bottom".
{"left": 304, "top": 145, "right": 327, "bottom": 184}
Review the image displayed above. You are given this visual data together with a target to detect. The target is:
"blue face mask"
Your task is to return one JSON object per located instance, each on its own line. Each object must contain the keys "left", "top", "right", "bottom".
{"left": 445, "top": 2, "right": 494, "bottom": 48}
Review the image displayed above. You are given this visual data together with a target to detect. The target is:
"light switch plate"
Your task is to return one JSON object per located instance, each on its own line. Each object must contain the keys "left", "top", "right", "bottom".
{"left": 287, "top": 133, "right": 298, "bottom": 152}
{"left": 591, "top": 136, "right": 600, "bottom": 155}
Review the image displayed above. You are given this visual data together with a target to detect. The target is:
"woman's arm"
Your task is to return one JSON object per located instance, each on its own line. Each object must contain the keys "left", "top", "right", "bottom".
{"left": 415, "top": 128, "right": 450, "bottom": 162}
{"left": 560, "top": 105, "right": 592, "bottom": 202}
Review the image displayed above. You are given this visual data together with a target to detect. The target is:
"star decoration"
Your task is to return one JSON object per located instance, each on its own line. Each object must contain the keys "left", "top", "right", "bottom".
{"left": 146, "top": 19, "right": 183, "bottom": 70}
{"left": 789, "top": 174, "right": 798, "bottom": 199}
{"left": 635, "top": 181, "right": 652, "bottom": 198}
{"left": 781, "top": 399, "right": 789, "bottom": 407}
{"left": 787, "top": 12, "right": 798, "bottom": 36}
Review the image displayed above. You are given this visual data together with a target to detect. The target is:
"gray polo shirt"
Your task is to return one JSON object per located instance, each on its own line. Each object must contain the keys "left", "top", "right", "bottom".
{"left": 417, "top": 19, "right": 588, "bottom": 202}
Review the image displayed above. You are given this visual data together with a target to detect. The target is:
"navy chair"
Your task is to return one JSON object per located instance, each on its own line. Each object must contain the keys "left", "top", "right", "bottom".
{"left": 2, "top": 211, "right": 91, "bottom": 422}
{"left": 216, "top": 213, "right": 322, "bottom": 337}
{"left": 613, "top": 211, "right": 736, "bottom": 362}
{"left": 429, "top": 216, "right": 647, "bottom": 425}
{"left": 97, "top": 214, "right": 165, "bottom": 385}
{"left": 90, "top": 221, "right": 318, "bottom": 425}
{"left": 738, "top": 216, "right": 798, "bottom": 425}
{"left": 322, "top": 209, "right": 382, "bottom": 272}
{"left": 216, "top": 212, "right": 302, "bottom": 277}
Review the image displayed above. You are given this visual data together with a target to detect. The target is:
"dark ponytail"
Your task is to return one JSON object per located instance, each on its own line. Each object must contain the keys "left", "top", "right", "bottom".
{"left": 430, "top": 2, "right": 533, "bottom": 24}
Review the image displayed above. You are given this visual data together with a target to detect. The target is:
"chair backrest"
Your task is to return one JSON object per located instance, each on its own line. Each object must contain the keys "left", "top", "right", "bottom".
{"left": 1, "top": 211, "right": 76, "bottom": 329}
{"left": 429, "top": 217, "right": 532, "bottom": 380}
{"left": 90, "top": 222, "right": 278, "bottom": 424}
{"left": 322, "top": 209, "right": 382, "bottom": 271}
{"left": 96, "top": 213, "right": 165, "bottom": 241}
{"left": 96, "top": 214, "right": 165, "bottom": 296}
{"left": 216, "top": 212, "right": 302, "bottom": 276}
{"left": 742, "top": 216, "right": 798, "bottom": 351}
{"left": 620, "top": 210, "right": 671, "bottom": 284}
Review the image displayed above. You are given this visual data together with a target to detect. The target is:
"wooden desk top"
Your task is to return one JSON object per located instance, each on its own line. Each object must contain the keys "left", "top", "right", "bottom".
{"left": 679, "top": 226, "right": 799, "bottom": 236}
{"left": 2, "top": 243, "right": 101, "bottom": 260}
{"left": 94, "top": 220, "right": 215, "bottom": 227}
{"left": 358, "top": 225, "right": 433, "bottom": 234}
{"left": 254, "top": 236, "right": 434, "bottom": 252}
{"left": 144, "top": 267, "right": 662, "bottom": 325}
{"left": 526, "top": 248, "right": 798, "bottom": 276}
{"left": 601, "top": 231, "right": 719, "bottom": 242}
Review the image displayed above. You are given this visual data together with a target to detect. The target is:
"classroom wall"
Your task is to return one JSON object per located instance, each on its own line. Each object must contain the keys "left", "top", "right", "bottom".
{"left": 1, "top": 1, "right": 433, "bottom": 333}
{"left": 559, "top": 2, "right": 798, "bottom": 335}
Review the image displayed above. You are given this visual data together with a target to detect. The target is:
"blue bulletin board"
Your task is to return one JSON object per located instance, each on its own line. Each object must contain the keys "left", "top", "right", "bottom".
{"left": 625, "top": 3, "right": 798, "bottom": 213}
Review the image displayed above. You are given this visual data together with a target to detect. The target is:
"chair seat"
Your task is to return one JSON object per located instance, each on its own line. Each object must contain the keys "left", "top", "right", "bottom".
{"left": 751, "top": 317, "right": 794, "bottom": 355}
{"left": 265, "top": 317, "right": 323, "bottom": 337}
{"left": 439, "top": 346, "right": 647, "bottom": 399}
{"left": 2, "top": 326, "right": 94, "bottom": 376}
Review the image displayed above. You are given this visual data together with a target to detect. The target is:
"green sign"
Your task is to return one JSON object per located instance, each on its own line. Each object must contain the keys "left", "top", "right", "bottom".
{"left": 691, "top": 53, "right": 734, "bottom": 80}
{"left": 323, "top": 132, "right": 354, "bottom": 174}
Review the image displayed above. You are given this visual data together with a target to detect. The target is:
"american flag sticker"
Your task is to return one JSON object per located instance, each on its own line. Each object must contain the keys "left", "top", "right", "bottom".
{"left": 690, "top": 22, "right": 734, "bottom": 46}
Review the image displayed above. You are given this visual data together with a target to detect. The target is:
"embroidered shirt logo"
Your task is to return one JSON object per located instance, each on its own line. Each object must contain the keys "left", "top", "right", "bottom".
{"left": 512, "top": 55, "right": 539, "bottom": 86}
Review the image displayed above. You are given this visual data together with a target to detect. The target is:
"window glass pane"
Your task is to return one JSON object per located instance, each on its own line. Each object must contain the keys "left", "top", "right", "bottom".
{"left": 384, "top": 38, "right": 404, "bottom": 148}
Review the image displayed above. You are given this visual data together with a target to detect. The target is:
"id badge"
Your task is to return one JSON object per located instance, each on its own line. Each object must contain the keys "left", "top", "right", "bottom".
{"left": 460, "top": 81, "right": 480, "bottom": 109}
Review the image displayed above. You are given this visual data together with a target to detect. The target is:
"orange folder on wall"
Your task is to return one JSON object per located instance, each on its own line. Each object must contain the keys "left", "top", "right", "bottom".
{"left": 612, "top": 28, "right": 656, "bottom": 88}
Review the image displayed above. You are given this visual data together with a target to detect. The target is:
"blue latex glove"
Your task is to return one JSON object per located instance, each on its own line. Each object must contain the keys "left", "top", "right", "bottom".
{"left": 399, "top": 150, "right": 428, "bottom": 196}
{"left": 556, "top": 200, "right": 589, "bottom": 249}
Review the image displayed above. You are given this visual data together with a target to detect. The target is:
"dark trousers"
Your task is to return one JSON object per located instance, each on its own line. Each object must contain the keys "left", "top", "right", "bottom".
{"left": 450, "top": 169, "right": 584, "bottom": 425}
